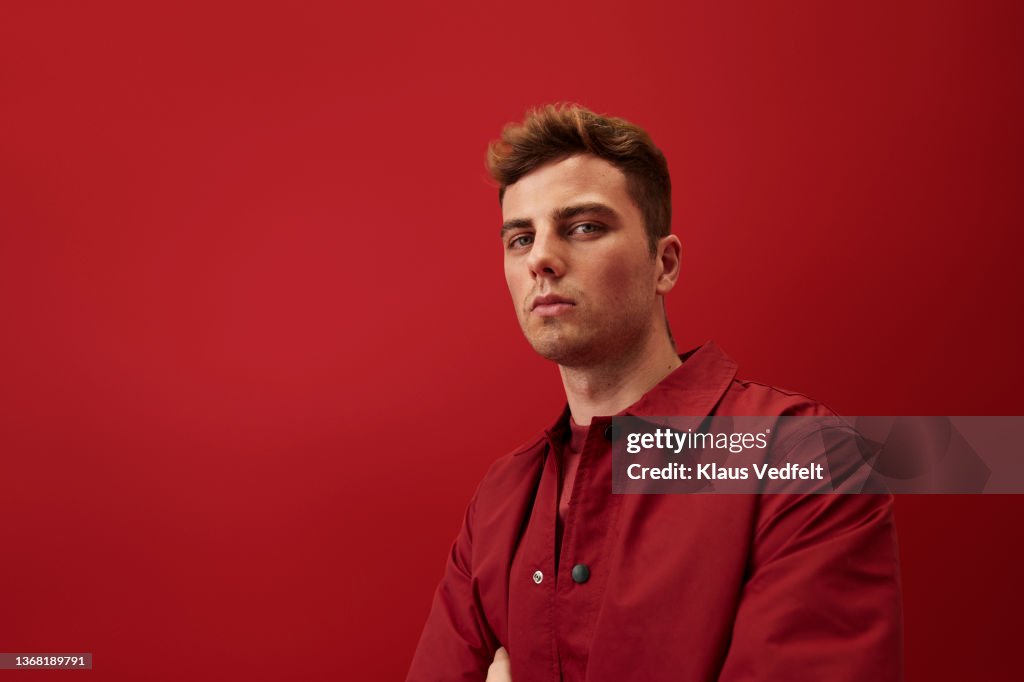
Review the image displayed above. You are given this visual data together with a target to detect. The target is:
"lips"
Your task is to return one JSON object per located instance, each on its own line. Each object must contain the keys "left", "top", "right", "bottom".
{"left": 530, "top": 294, "right": 575, "bottom": 317}
{"left": 531, "top": 294, "right": 574, "bottom": 309}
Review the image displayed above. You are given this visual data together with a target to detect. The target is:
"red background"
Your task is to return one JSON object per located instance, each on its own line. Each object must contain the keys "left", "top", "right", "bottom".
{"left": 1, "top": 1, "right": 1021, "bottom": 679}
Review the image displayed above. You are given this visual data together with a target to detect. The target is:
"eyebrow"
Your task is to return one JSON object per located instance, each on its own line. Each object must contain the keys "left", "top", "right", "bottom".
{"left": 500, "top": 202, "right": 620, "bottom": 235}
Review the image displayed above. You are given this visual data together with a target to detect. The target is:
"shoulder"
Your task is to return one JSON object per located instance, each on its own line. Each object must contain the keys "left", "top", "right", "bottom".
{"left": 720, "top": 378, "right": 891, "bottom": 497}
{"left": 720, "top": 377, "right": 842, "bottom": 418}
{"left": 714, "top": 377, "right": 857, "bottom": 461}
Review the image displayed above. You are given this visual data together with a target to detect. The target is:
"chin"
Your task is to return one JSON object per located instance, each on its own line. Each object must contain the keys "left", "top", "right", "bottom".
{"left": 525, "top": 317, "right": 650, "bottom": 367}
{"left": 526, "top": 333, "right": 600, "bottom": 367}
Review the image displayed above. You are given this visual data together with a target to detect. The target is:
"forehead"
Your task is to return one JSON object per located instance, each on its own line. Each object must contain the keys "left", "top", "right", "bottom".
{"left": 501, "top": 154, "right": 640, "bottom": 222}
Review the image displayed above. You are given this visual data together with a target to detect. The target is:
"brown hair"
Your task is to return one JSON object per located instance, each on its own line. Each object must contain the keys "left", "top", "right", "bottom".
{"left": 486, "top": 102, "right": 672, "bottom": 254}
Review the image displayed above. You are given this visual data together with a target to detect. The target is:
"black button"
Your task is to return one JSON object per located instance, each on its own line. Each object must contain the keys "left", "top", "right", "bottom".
{"left": 603, "top": 424, "right": 614, "bottom": 441}
{"left": 571, "top": 563, "right": 590, "bottom": 584}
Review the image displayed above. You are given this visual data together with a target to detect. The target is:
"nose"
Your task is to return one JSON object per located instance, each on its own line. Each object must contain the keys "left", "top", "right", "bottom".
{"left": 526, "top": 228, "right": 565, "bottom": 280}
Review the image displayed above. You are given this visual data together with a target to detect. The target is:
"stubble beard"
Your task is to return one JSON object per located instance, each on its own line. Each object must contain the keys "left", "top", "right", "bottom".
{"left": 521, "top": 307, "right": 650, "bottom": 369}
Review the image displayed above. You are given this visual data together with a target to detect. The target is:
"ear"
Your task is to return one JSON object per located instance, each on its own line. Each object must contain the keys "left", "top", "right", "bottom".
{"left": 654, "top": 234, "right": 682, "bottom": 295}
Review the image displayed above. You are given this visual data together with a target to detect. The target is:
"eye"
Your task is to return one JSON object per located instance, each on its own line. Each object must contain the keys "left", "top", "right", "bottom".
{"left": 508, "top": 233, "right": 534, "bottom": 249}
{"left": 570, "top": 222, "right": 603, "bottom": 236}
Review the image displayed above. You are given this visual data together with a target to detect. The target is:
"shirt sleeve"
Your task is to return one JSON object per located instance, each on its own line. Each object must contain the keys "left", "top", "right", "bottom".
{"left": 406, "top": 487, "right": 500, "bottom": 682}
{"left": 716, "top": 485, "right": 903, "bottom": 682}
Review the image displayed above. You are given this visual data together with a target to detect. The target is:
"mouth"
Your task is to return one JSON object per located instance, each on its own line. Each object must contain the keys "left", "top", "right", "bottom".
{"left": 531, "top": 294, "right": 575, "bottom": 317}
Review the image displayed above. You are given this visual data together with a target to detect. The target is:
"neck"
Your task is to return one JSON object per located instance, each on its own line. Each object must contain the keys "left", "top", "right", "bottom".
{"left": 559, "top": 331, "right": 681, "bottom": 426}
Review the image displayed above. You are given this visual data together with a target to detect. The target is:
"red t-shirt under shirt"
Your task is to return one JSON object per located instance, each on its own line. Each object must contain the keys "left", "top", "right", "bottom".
{"left": 555, "top": 416, "right": 588, "bottom": 566}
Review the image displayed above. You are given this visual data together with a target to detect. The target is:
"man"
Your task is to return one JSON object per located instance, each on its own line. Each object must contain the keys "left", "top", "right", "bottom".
{"left": 407, "top": 103, "right": 902, "bottom": 681}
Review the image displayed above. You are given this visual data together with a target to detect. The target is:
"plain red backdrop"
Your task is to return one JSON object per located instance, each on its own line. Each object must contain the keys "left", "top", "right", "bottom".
{"left": 1, "top": 1, "right": 1021, "bottom": 680}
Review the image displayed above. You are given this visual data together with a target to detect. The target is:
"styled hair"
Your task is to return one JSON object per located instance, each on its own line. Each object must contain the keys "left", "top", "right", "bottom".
{"left": 486, "top": 102, "right": 672, "bottom": 254}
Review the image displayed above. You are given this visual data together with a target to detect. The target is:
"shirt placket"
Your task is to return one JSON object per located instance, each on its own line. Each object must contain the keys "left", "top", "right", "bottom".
{"left": 508, "top": 439, "right": 563, "bottom": 681}
{"left": 554, "top": 417, "right": 623, "bottom": 682}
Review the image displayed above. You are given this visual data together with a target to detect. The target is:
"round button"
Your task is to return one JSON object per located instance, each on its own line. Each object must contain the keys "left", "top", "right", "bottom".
{"left": 532, "top": 570, "right": 543, "bottom": 584}
{"left": 571, "top": 564, "right": 590, "bottom": 584}
{"left": 603, "top": 424, "right": 614, "bottom": 441}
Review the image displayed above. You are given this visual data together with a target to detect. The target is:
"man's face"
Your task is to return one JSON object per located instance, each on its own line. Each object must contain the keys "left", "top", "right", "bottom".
{"left": 501, "top": 154, "right": 665, "bottom": 367}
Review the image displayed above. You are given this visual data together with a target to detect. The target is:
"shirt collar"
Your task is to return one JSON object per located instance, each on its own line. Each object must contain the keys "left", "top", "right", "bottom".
{"left": 514, "top": 340, "right": 739, "bottom": 456}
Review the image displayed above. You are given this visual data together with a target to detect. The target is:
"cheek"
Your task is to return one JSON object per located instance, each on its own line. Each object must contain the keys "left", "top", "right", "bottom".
{"left": 590, "top": 257, "right": 649, "bottom": 305}
{"left": 504, "top": 263, "right": 526, "bottom": 303}
{"left": 503, "top": 260, "right": 515, "bottom": 290}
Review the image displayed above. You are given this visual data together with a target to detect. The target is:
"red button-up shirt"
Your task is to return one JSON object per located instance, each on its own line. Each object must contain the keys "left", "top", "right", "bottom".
{"left": 407, "top": 341, "right": 902, "bottom": 681}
